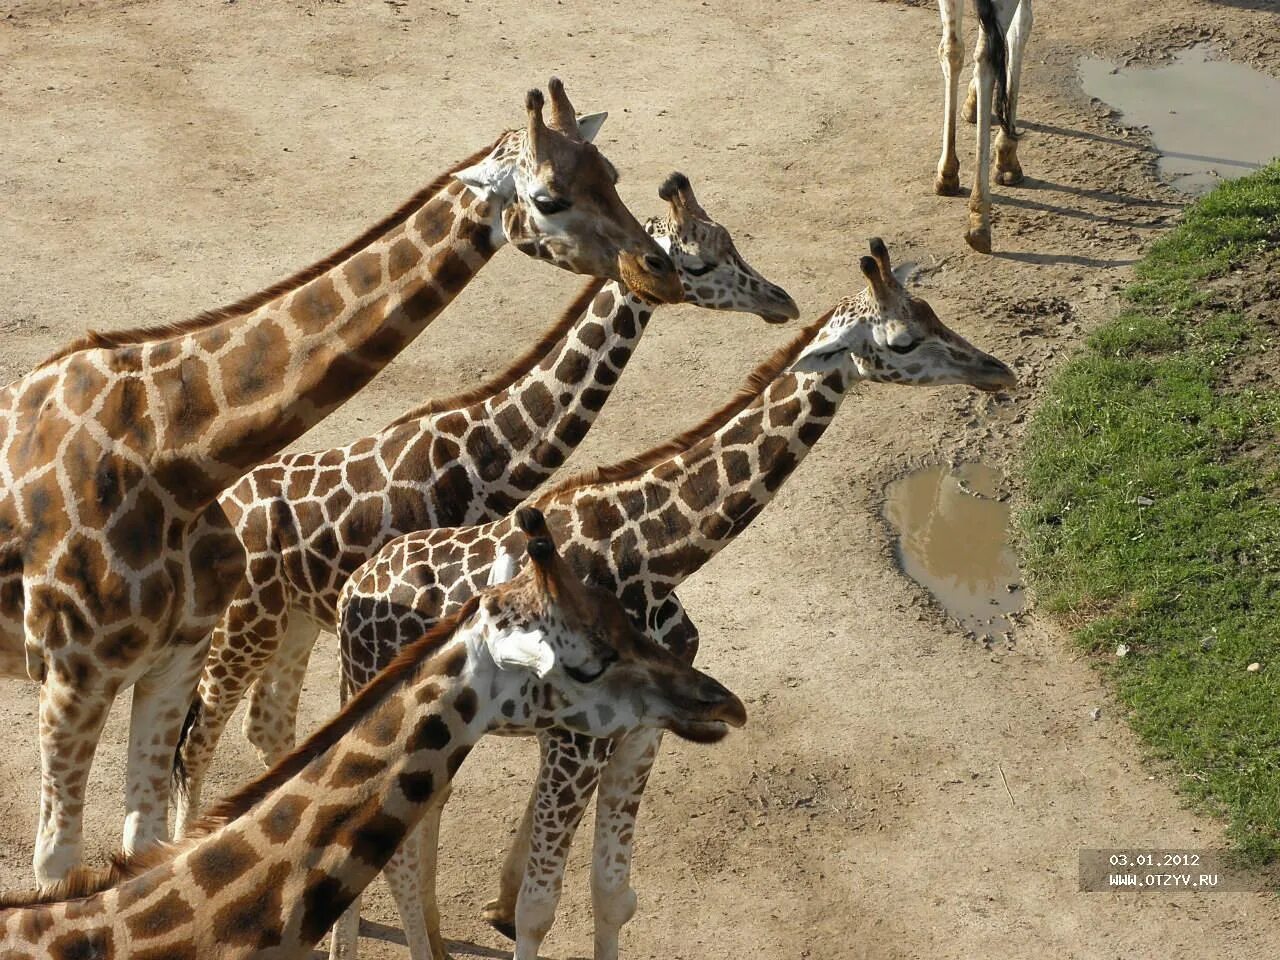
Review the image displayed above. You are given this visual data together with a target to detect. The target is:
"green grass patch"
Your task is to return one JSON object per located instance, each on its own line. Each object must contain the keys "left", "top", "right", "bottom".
{"left": 1019, "top": 162, "right": 1280, "bottom": 865}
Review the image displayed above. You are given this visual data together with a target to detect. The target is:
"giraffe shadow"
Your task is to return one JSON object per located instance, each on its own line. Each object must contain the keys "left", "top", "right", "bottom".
{"left": 351, "top": 918, "right": 515, "bottom": 958}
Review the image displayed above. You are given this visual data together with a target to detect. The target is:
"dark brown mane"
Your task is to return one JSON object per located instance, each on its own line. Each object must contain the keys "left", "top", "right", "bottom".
{"left": 382, "top": 278, "right": 609, "bottom": 431}
{"left": 542, "top": 312, "right": 828, "bottom": 497}
{"left": 36, "top": 138, "right": 503, "bottom": 370}
{"left": 0, "top": 595, "right": 482, "bottom": 911}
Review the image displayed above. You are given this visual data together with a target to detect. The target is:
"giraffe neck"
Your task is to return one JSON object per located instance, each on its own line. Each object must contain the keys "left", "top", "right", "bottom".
{"left": 154, "top": 178, "right": 499, "bottom": 506}
{"left": 0, "top": 639, "right": 488, "bottom": 958}
{"left": 561, "top": 362, "right": 850, "bottom": 598}
{"left": 381, "top": 281, "right": 653, "bottom": 523}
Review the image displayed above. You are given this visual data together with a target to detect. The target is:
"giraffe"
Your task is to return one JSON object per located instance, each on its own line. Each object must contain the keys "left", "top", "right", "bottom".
{"left": 333, "top": 239, "right": 1016, "bottom": 960}
{"left": 170, "top": 171, "right": 798, "bottom": 836}
{"left": 0, "top": 78, "right": 682, "bottom": 885}
{"left": 934, "top": 0, "right": 1034, "bottom": 253}
{"left": 0, "top": 507, "right": 747, "bottom": 960}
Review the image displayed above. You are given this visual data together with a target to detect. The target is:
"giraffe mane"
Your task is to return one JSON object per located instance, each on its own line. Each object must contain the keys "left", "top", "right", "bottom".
{"left": 542, "top": 311, "right": 830, "bottom": 496}
{"left": 381, "top": 278, "right": 609, "bottom": 430}
{"left": 35, "top": 138, "right": 505, "bottom": 370}
{"left": 0, "top": 596, "right": 483, "bottom": 911}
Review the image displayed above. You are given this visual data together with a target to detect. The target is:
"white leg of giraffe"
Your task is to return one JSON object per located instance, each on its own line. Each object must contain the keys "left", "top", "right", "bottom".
{"left": 32, "top": 655, "right": 116, "bottom": 881}
{"left": 935, "top": 0, "right": 965, "bottom": 196}
{"left": 482, "top": 783, "right": 536, "bottom": 938}
{"left": 122, "top": 642, "right": 207, "bottom": 855}
{"left": 512, "top": 731, "right": 602, "bottom": 960}
{"left": 381, "top": 783, "right": 453, "bottom": 960}
{"left": 328, "top": 894, "right": 363, "bottom": 960}
{"left": 966, "top": 20, "right": 997, "bottom": 253}
{"left": 590, "top": 728, "right": 663, "bottom": 960}
{"left": 995, "top": 0, "right": 1032, "bottom": 185}
{"left": 243, "top": 615, "right": 320, "bottom": 766}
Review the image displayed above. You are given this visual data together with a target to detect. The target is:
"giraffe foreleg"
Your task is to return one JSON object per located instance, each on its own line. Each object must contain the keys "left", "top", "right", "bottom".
{"left": 935, "top": 0, "right": 965, "bottom": 196}
{"left": 243, "top": 613, "right": 321, "bottom": 766}
{"left": 590, "top": 727, "right": 663, "bottom": 960}
{"left": 328, "top": 893, "right": 363, "bottom": 960}
{"left": 383, "top": 788, "right": 453, "bottom": 960}
{"left": 966, "top": 29, "right": 997, "bottom": 252}
{"left": 512, "top": 730, "right": 607, "bottom": 960}
{"left": 33, "top": 650, "right": 117, "bottom": 882}
{"left": 123, "top": 641, "right": 207, "bottom": 855}
{"left": 995, "top": 0, "right": 1033, "bottom": 185}
{"left": 481, "top": 784, "right": 535, "bottom": 938}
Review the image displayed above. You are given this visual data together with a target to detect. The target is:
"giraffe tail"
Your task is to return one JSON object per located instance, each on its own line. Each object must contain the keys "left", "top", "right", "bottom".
{"left": 171, "top": 696, "right": 202, "bottom": 796}
{"left": 975, "top": 0, "right": 1016, "bottom": 140}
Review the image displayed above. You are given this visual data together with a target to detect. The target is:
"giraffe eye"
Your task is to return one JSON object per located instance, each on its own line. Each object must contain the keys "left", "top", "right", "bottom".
{"left": 532, "top": 194, "right": 572, "bottom": 216}
{"left": 684, "top": 261, "right": 716, "bottom": 277}
{"left": 564, "top": 649, "right": 618, "bottom": 684}
{"left": 888, "top": 340, "right": 917, "bottom": 355}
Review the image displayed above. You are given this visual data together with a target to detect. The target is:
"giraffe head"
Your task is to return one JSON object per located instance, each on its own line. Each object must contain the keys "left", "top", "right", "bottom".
{"left": 645, "top": 172, "right": 800, "bottom": 324}
{"left": 470, "top": 509, "right": 747, "bottom": 744}
{"left": 454, "top": 78, "right": 683, "bottom": 304}
{"left": 794, "top": 238, "right": 1016, "bottom": 391}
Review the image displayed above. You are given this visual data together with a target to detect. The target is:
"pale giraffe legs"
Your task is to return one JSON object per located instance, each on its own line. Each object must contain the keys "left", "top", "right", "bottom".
{"left": 966, "top": 24, "right": 998, "bottom": 253}
{"left": 482, "top": 789, "right": 536, "bottom": 938}
{"left": 33, "top": 658, "right": 116, "bottom": 882}
{"left": 994, "top": 0, "right": 1032, "bottom": 185}
{"left": 242, "top": 615, "right": 322, "bottom": 766}
{"left": 172, "top": 608, "right": 294, "bottom": 836}
{"left": 376, "top": 786, "right": 453, "bottom": 960}
{"left": 935, "top": 0, "right": 966, "bottom": 196}
{"left": 590, "top": 729, "right": 663, "bottom": 960}
{"left": 122, "top": 643, "right": 207, "bottom": 855}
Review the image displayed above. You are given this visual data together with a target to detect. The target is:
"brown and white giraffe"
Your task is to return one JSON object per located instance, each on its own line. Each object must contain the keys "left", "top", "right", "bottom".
{"left": 334, "top": 240, "right": 1015, "bottom": 960}
{"left": 170, "top": 172, "right": 796, "bottom": 836}
{"left": 0, "top": 507, "right": 747, "bottom": 960}
{"left": 0, "top": 78, "right": 682, "bottom": 884}
{"left": 934, "top": 0, "right": 1034, "bottom": 252}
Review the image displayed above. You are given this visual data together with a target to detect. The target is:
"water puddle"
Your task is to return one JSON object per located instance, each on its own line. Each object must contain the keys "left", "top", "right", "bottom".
{"left": 1079, "top": 45, "right": 1280, "bottom": 195}
{"left": 884, "top": 463, "right": 1023, "bottom": 642}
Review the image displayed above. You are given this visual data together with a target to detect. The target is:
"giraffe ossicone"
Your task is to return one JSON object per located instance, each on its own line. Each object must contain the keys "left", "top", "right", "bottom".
{"left": 333, "top": 238, "right": 1013, "bottom": 960}
{"left": 0, "top": 505, "right": 744, "bottom": 960}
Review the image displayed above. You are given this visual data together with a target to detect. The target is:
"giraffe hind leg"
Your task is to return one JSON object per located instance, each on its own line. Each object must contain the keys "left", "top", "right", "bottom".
{"left": 935, "top": 0, "right": 964, "bottom": 196}
{"left": 995, "top": 0, "right": 1033, "bottom": 185}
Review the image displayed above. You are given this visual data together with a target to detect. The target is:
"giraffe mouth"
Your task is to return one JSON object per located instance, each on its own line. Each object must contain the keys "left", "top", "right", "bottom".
{"left": 666, "top": 719, "right": 733, "bottom": 744}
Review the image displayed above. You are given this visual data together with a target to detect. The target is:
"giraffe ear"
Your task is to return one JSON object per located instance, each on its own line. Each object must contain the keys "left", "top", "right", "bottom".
{"left": 453, "top": 152, "right": 516, "bottom": 202}
{"left": 486, "top": 549, "right": 520, "bottom": 587}
{"left": 576, "top": 112, "right": 608, "bottom": 143}
{"left": 489, "top": 627, "right": 556, "bottom": 678}
{"left": 794, "top": 323, "right": 848, "bottom": 371}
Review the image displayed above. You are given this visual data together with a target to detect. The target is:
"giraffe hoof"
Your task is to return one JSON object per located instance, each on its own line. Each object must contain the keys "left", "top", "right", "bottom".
{"left": 996, "top": 166, "right": 1024, "bottom": 186}
{"left": 481, "top": 899, "right": 517, "bottom": 941}
{"left": 934, "top": 172, "right": 962, "bottom": 197}
{"left": 964, "top": 227, "right": 993, "bottom": 254}
{"left": 962, "top": 100, "right": 977, "bottom": 124}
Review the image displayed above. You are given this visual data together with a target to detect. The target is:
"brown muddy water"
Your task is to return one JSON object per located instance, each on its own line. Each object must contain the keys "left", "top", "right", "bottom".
{"left": 884, "top": 463, "right": 1023, "bottom": 642}
{"left": 1079, "top": 45, "right": 1280, "bottom": 195}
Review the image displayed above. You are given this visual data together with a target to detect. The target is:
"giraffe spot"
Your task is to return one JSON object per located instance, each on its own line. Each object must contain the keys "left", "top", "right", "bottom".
{"left": 555, "top": 348, "right": 590, "bottom": 385}
{"left": 466, "top": 427, "right": 510, "bottom": 482}
{"left": 95, "top": 626, "right": 149, "bottom": 670}
{"left": 358, "top": 696, "right": 404, "bottom": 747}
{"left": 610, "top": 528, "right": 642, "bottom": 575}
{"left": 809, "top": 390, "right": 838, "bottom": 419}
{"left": 720, "top": 491, "right": 763, "bottom": 536}
{"left": 220, "top": 320, "right": 291, "bottom": 407}
{"left": 303, "top": 353, "right": 376, "bottom": 415}
{"left": 299, "top": 873, "right": 353, "bottom": 944}
{"left": 553, "top": 413, "right": 589, "bottom": 449}
{"left": 578, "top": 321, "right": 607, "bottom": 350}
{"left": 759, "top": 435, "right": 798, "bottom": 492}
{"left": 18, "top": 904, "right": 56, "bottom": 943}
{"left": 721, "top": 408, "right": 764, "bottom": 448}
{"left": 494, "top": 406, "right": 533, "bottom": 448}
{"left": 607, "top": 346, "right": 631, "bottom": 370}
{"left": 413, "top": 198, "right": 454, "bottom": 247}
{"left": 260, "top": 793, "right": 309, "bottom": 844}
{"left": 578, "top": 497, "right": 625, "bottom": 541}
{"left": 677, "top": 459, "right": 719, "bottom": 510}
{"left": 99, "top": 376, "right": 153, "bottom": 457}
{"left": 723, "top": 449, "right": 751, "bottom": 487}
{"left": 189, "top": 834, "right": 258, "bottom": 894}
{"left": 211, "top": 861, "right": 287, "bottom": 949}
{"left": 350, "top": 811, "right": 405, "bottom": 865}
{"left": 156, "top": 356, "right": 220, "bottom": 447}
{"left": 639, "top": 504, "right": 690, "bottom": 549}
{"left": 617, "top": 488, "right": 644, "bottom": 518}
{"left": 428, "top": 247, "right": 472, "bottom": 294}
{"left": 590, "top": 288, "right": 616, "bottom": 316}
{"left": 344, "top": 250, "right": 384, "bottom": 296}
{"left": 328, "top": 750, "right": 385, "bottom": 788}
{"left": 48, "top": 929, "right": 114, "bottom": 960}
{"left": 648, "top": 543, "right": 711, "bottom": 579}
{"left": 614, "top": 304, "right": 637, "bottom": 339}
{"left": 106, "top": 487, "right": 166, "bottom": 571}
{"left": 411, "top": 712, "right": 452, "bottom": 752}
{"left": 398, "top": 767, "right": 435, "bottom": 803}
{"left": 523, "top": 382, "right": 556, "bottom": 428}
{"left": 593, "top": 362, "right": 619, "bottom": 387}
{"left": 126, "top": 889, "right": 193, "bottom": 939}
{"left": 62, "top": 361, "right": 109, "bottom": 416}
{"left": 768, "top": 397, "right": 803, "bottom": 428}
{"left": 454, "top": 687, "right": 478, "bottom": 724}
{"left": 798, "top": 419, "right": 828, "bottom": 447}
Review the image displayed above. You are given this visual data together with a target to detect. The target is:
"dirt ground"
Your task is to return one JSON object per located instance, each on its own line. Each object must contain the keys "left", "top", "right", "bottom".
{"left": 2, "top": 1, "right": 1279, "bottom": 957}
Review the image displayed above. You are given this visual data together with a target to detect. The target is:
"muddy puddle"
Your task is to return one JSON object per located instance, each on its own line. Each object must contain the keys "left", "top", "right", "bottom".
{"left": 884, "top": 463, "right": 1023, "bottom": 641}
{"left": 1079, "top": 45, "right": 1280, "bottom": 195}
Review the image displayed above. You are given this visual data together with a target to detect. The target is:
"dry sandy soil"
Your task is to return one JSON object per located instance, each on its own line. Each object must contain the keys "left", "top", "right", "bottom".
{"left": 2, "top": 1, "right": 1279, "bottom": 958}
